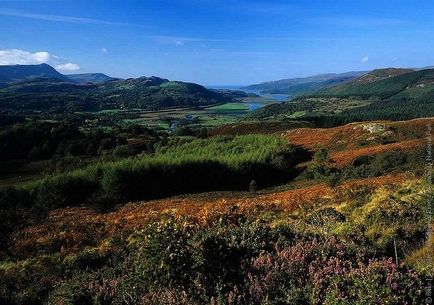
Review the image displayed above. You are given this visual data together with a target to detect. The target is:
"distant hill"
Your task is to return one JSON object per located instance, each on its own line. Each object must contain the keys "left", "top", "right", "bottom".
{"left": 0, "top": 73, "right": 241, "bottom": 114}
{"left": 243, "top": 71, "right": 366, "bottom": 95}
{"left": 0, "top": 77, "right": 93, "bottom": 94}
{"left": 248, "top": 68, "right": 434, "bottom": 125}
{"left": 314, "top": 68, "right": 416, "bottom": 97}
{"left": 0, "top": 63, "right": 70, "bottom": 85}
{"left": 67, "top": 73, "right": 118, "bottom": 84}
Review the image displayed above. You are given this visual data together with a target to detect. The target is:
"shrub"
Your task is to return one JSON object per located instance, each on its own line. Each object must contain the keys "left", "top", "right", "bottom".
{"left": 363, "top": 194, "right": 427, "bottom": 256}
{"left": 245, "top": 238, "right": 424, "bottom": 305}
{"left": 33, "top": 173, "right": 98, "bottom": 209}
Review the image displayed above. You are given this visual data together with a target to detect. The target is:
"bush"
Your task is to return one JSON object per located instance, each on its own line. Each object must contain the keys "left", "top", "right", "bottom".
{"left": 245, "top": 238, "right": 424, "bottom": 305}
{"left": 126, "top": 216, "right": 294, "bottom": 303}
{"left": 33, "top": 173, "right": 98, "bottom": 209}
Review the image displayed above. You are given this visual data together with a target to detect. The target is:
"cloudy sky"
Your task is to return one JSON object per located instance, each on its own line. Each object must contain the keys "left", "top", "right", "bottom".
{"left": 1, "top": 0, "right": 434, "bottom": 85}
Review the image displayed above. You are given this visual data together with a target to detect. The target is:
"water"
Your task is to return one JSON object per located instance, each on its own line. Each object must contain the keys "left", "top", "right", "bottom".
{"left": 248, "top": 103, "right": 263, "bottom": 111}
{"left": 168, "top": 86, "right": 289, "bottom": 129}
{"left": 208, "top": 85, "right": 291, "bottom": 111}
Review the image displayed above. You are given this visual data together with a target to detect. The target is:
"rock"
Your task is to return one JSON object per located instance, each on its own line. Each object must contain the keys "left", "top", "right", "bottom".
{"left": 361, "top": 123, "right": 386, "bottom": 133}
{"left": 382, "top": 130, "right": 394, "bottom": 137}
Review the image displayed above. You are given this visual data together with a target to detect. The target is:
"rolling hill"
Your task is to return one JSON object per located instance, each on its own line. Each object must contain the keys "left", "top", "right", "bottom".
{"left": 248, "top": 68, "right": 434, "bottom": 125}
{"left": 313, "top": 68, "right": 421, "bottom": 98}
{"left": 243, "top": 71, "right": 366, "bottom": 95}
{"left": 0, "top": 72, "right": 238, "bottom": 114}
{"left": 66, "top": 73, "right": 118, "bottom": 84}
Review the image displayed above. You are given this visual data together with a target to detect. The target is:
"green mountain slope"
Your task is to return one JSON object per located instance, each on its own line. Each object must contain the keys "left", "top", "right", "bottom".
{"left": 248, "top": 68, "right": 434, "bottom": 125}
{"left": 0, "top": 75, "right": 235, "bottom": 114}
{"left": 313, "top": 68, "right": 418, "bottom": 98}
{"left": 243, "top": 71, "right": 365, "bottom": 95}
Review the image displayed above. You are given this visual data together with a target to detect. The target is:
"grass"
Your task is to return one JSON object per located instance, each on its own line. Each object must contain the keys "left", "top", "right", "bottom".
{"left": 288, "top": 111, "right": 306, "bottom": 118}
{"left": 206, "top": 103, "right": 249, "bottom": 111}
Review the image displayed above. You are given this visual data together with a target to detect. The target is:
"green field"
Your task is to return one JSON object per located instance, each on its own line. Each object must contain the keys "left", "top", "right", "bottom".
{"left": 206, "top": 102, "right": 250, "bottom": 111}
{"left": 94, "top": 97, "right": 281, "bottom": 130}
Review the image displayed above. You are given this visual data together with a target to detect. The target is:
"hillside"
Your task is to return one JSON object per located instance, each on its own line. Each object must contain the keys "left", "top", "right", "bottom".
{"left": 66, "top": 73, "right": 118, "bottom": 84}
{"left": 284, "top": 118, "right": 426, "bottom": 167}
{"left": 0, "top": 117, "right": 430, "bottom": 304}
{"left": 0, "top": 63, "right": 70, "bottom": 85}
{"left": 314, "top": 68, "right": 426, "bottom": 98}
{"left": 0, "top": 74, "right": 234, "bottom": 114}
{"left": 248, "top": 68, "right": 434, "bottom": 125}
{"left": 243, "top": 71, "right": 365, "bottom": 95}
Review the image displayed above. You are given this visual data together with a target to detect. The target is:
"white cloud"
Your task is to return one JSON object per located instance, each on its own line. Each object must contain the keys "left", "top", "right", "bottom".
{"left": 361, "top": 56, "right": 369, "bottom": 63}
{"left": 101, "top": 47, "right": 108, "bottom": 53}
{"left": 55, "top": 63, "right": 80, "bottom": 71}
{"left": 0, "top": 49, "right": 53, "bottom": 65}
{"left": 0, "top": 49, "right": 80, "bottom": 71}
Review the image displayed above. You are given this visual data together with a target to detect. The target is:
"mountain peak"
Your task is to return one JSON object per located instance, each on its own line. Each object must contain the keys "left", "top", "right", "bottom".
{"left": 0, "top": 63, "right": 70, "bottom": 84}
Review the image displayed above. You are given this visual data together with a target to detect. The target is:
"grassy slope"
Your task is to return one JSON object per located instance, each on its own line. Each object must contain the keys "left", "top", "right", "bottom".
{"left": 248, "top": 68, "right": 434, "bottom": 123}
{"left": 6, "top": 118, "right": 429, "bottom": 256}
{"left": 314, "top": 68, "right": 424, "bottom": 98}
{"left": 243, "top": 71, "right": 365, "bottom": 95}
{"left": 1, "top": 117, "right": 431, "bottom": 304}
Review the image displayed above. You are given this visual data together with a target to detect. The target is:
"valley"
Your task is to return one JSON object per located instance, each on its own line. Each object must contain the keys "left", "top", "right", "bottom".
{"left": 0, "top": 63, "right": 432, "bottom": 304}
{"left": 2, "top": 2, "right": 434, "bottom": 304}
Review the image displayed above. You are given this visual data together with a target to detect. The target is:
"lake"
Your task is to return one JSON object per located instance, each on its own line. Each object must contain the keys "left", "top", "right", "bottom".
{"left": 207, "top": 85, "right": 291, "bottom": 111}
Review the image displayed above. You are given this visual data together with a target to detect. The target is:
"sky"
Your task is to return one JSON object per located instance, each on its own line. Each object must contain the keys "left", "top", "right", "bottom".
{"left": 1, "top": 0, "right": 434, "bottom": 85}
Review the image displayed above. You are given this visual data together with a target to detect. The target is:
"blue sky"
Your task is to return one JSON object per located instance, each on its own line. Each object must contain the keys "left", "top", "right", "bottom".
{"left": 1, "top": 0, "right": 434, "bottom": 85}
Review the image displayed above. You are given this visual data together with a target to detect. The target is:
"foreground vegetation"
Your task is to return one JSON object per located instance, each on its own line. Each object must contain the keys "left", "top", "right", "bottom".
{"left": 0, "top": 177, "right": 430, "bottom": 304}
{"left": 0, "top": 134, "right": 303, "bottom": 257}
{"left": 29, "top": 134, "right": 300, "bottom": 205}
{"left": 0, "top": 115, "right": 432, "bottom": 304}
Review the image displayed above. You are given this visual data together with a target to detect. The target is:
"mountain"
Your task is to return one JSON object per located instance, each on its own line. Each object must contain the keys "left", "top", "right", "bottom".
{"left": 0, "top": 74, "right": 240, "bottom": 114}
{"left": 243, "top": 71, "right": 366, "bottom": 95}
{"left": 67, "top": 73, "right": 118, "bottom": 84}
{"left": 248, "top": 68, "right": 434, "bottom": 125}
{"left": 314, "top": 68, "right": 416, "bottom": 97}
{"left": 0, "top": 63, "right": 70, "bottom": 85}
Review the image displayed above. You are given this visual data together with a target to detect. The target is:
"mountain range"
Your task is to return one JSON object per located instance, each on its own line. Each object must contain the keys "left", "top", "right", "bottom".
{"left": 66, "top": 73, "right": 118, "bottom": 84}
{"left": 0, "top": 64, "right": 245, "bottom": 114}
{"left": 2, "top": 63, "right": 434, "bottom": 124}
{"left": 0, "top": 64, "right": 117, "bottom": 87}
{"left": 243, "top": 71, "right": 366, "bottom": 96}
{"left": 247, "top": 67, "right": 434, "bottom": 124}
